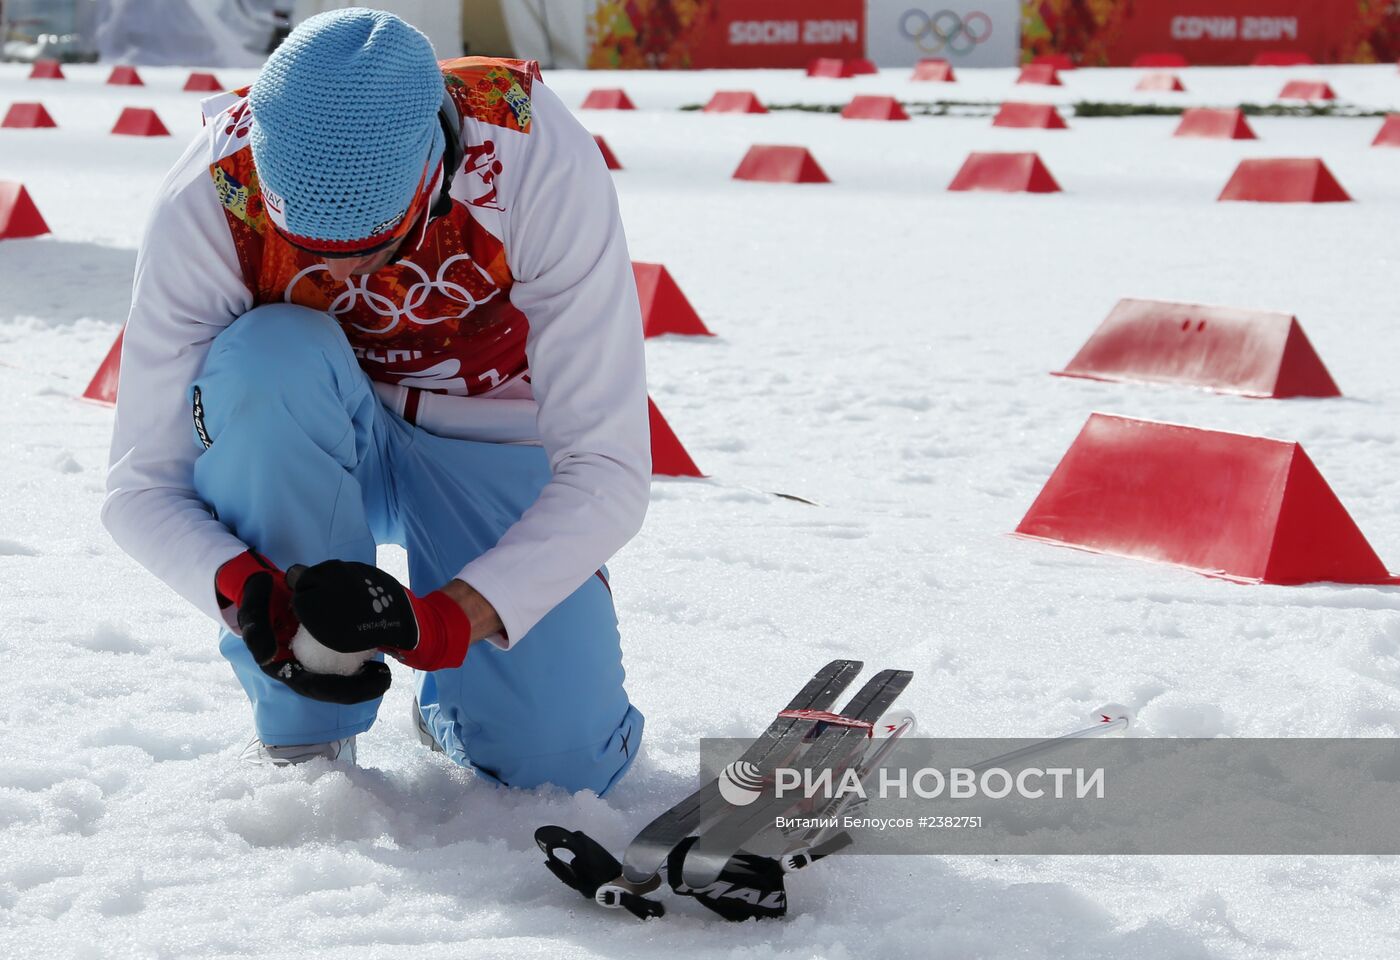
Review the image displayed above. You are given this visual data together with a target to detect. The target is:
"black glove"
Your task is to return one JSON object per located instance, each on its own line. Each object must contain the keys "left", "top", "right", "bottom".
{"left": 289, "top": 560, "right": 472, "bottom": 672}
{"left": 217, "top": 551, "right": 391, "bottom": 705}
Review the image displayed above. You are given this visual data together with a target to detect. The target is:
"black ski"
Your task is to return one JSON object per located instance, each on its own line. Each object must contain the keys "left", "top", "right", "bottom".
{"left": 677, "top": 668, "right": 913, "bottom": 889}
{"left": 620, "top": 658, "right": 864, "bottom": 884}
{"left": 778, "top": 708, "right": 916, "bottom": 857}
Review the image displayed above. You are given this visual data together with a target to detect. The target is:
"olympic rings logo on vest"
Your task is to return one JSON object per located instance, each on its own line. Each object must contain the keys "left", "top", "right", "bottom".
{"left": 284, "top": 253, "right": 502, "bottom": 336}
{"left": 899, "top": 9, "right": 993, "bottom": 55}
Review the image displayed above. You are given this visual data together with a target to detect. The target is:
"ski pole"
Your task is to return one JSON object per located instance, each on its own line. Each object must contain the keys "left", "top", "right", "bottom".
{"left": 964, "top": 703, "right": 1132, "bottom": 774}
{"left": 778, "top": 706, "right": 1129, "bottom": 864}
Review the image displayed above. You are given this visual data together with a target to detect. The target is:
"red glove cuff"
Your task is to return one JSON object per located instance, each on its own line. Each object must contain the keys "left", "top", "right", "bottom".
{"left": 394, "top": 590, "right": 473, "bottom": 672}
{"left": 216, "top": 551, "right": 280, "bottom": 608}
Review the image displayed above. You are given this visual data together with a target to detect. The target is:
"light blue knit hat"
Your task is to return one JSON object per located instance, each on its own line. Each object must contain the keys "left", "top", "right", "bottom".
{"left": 249, "top": 7, "right": 446, "bottom": 250}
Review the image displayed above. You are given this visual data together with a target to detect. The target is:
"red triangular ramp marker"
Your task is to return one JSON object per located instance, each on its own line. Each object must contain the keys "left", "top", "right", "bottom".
{"left": 107, "top": 65, "right": 144, "bottom": 86}
{"left": 1032, "top": 53, "right": 1074, "bottom": 70}
{"left": 1014, "top": 413, "right": 1398, "bottom": 585}
{"left": 1266, "top": 446, "right": 1395, "bottom": 584}
{"left": 84, "top": 329, "right": 125, "bottom": 404}
{"left": 648, "top": 397, "right": 704, "bottom": 477}
{"left": 807, "top": 58, "right": 872, "bottom": 78}
{"left": 1273, "top": 319, "right": 1345, "bottom": 398}
{"left": 2, "top": 102, "right": 57, "bottom": 128}
{"left": 841, "top": 95, "right": 909, "bottom": 121}
{"left": 704, "top": 91, "right": 766, "bottom": 114}
{"left": 29, "top": 59, "right": 64, "bottom": 79}
{"left": 1279, "top": 80, "right": 1336, "bottom": 101}
{"left": 948, "top": 152, "right": 1060, "bottom": 193}
{"left": 992, "top": 102, "right": 1066, "bottom": 129}
{"left": 183, "top": 72, "right": 222, "bottom": 92}
{"left": 1174, "top": 108, "right": 1256, "bottom": 140}
{"left": 912, "top": 59, "right": 954, "bottom": 82}
{"left": 1219, "top": 158, "right": 1350, "bottom": 203}
{"left": 1016, "top": 64, "right": 1061, "bottom": 86}
{"left": 1136, "top": 72, "right": 1185, "bottom": 92}
{"left": 1053, "top": 298, "right": 1341, "bottom": 398}
{"left": 1373, "top": 115, "right": 1400, "bottom": 147}
{"left": 112, "top": 107, "right": 170, "bottom": 137}
{"left": 581, "top": 88, "right": 636, "bottom": 110}
{"left": 733, "top": 145, "right": 830, "bottom": 184}
{"left": 633, "top": 263, "right": 713, "bottom": 338}
{"left": 593, "top": 134, "right": 622, "bottom": 170}
{"left": 0, "top": 181, "right": 51, "bottom": 239}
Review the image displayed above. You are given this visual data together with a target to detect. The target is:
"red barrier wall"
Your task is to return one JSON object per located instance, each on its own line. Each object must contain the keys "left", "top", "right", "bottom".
{"left": 1022, "top": 1, "right": 1400, "bottom": 66}
{"left": 588, "top": 0, "right": 863, "bottom": 69}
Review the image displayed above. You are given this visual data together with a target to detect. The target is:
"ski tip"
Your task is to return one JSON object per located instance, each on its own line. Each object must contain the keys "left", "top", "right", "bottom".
{"left": 863, "top": 668, "right": 914, "bottom": 687}
{"left": 825, "top": 658, "right": 864, "bottom": 672}
{"left": 1093, "top": 702, "right": 1133, "bottom": 729}
{"left": 875, "top": 707, "right": 917, "bottom": 738}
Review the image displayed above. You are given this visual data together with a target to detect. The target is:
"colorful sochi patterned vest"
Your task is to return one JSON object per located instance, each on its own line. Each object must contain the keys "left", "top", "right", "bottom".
{"left": 207, "top": 57, "right": 541, "bottom": 398}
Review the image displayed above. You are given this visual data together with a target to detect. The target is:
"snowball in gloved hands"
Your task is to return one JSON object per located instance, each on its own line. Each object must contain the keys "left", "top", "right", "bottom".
{"left": 288, "top": 625, "right": 378, "bottom": 676}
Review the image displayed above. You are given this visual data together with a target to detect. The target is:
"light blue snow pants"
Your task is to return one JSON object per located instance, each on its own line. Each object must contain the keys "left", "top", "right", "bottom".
{"left": 190, "top": 303, "right": 643, "bottom": 795}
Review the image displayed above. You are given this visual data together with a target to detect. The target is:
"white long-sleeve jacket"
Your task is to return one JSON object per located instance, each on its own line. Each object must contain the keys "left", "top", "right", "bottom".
{"left": 102, "top": 59, "right": 650, "bottom": 647}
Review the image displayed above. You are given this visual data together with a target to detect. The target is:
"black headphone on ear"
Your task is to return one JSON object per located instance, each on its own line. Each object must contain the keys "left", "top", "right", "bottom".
{"left": 432, "top": 86, "right": 464, "bottom": 221}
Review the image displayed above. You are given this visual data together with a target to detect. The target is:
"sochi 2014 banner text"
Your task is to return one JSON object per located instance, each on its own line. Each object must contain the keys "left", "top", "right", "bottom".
{"left": 1023, "top": 0, "right": 1400, "bottom": 66}
{"left": 587, "top": 0, "right": 864, "bottom": 70}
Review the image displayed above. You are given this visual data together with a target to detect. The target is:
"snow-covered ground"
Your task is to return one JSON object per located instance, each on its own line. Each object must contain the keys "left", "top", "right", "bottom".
{"left": 4, "top": 61, "right": 1400, "bottom": 959}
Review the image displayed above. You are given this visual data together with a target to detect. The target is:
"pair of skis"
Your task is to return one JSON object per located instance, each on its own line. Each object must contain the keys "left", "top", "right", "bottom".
{"left": 537, "top": 659, "right": 914, "bottom": 920}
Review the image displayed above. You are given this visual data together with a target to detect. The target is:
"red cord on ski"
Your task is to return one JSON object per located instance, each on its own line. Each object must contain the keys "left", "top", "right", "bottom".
{"left": 777, "top": 709, "right": 875, "bottom": 736}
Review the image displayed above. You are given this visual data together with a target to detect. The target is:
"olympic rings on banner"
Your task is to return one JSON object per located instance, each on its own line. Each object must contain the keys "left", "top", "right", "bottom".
{"left": 898, "top": 9, "right": 993, "bottom": 55}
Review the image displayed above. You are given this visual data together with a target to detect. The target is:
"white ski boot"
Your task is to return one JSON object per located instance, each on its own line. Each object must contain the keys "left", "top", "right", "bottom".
{"left": 239, "top": 736, "right": 357, "bottom": 766}
{"left": 411, "top": 696, "right": 444, "bottom": 754}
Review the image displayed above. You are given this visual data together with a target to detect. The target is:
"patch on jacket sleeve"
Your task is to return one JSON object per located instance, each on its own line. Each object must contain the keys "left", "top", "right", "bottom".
{"left": 210, "top": 162, "right": 266, "bottom": 229}
{"left": 443, "top": 58, "right": 539, "bottom": 134}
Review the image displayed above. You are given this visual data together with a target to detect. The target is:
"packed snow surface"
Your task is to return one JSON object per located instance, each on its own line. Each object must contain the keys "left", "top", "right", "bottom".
{"left": 4, "top": 62, "right": 1400, "bottom": 959}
